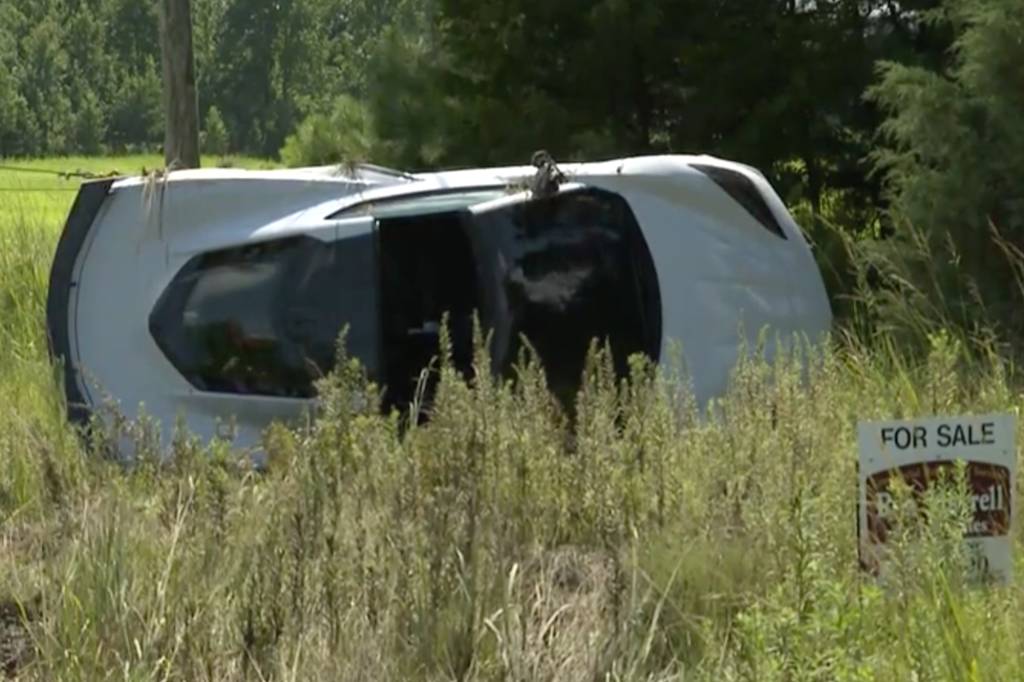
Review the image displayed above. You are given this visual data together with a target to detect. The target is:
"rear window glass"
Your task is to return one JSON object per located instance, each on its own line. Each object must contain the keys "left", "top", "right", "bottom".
{"left": 691, "top": 163, "right": 787, "bottom": 240}
{"left": 149, "top": 235, "right": 379, "bottom": 398}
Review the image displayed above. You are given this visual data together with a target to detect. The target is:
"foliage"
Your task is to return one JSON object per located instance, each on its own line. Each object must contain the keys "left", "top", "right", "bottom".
{"left": 859, "top": 0, "right": 1024, "bottom": 350}
{"left": 3, "top": 2, "right": 1024, "bottom": 671}
{"left": 1, "top": 164, "right": 1023, "bottom": 679}
{"left": 0, "top": 0, "right": 360, "bottom": 158}
{"left": 202, "top": 105, "right": 230, "bottom": 157}
{"left": 0, "top": 0, "right": 944, "bottom": 233}
{"left": 280, "top": 95, "right": 378, "bottom": 167}
{"left": 0, "top": 174, "right": 1018, "bottom": 678}
{"left": 2, "top": 0, "right": 1024, "bottom": 673}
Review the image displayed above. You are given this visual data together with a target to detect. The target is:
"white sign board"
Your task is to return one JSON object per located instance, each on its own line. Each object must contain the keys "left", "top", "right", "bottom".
{"left": 858, "top": 413, "right": 1016, "bottom": 583}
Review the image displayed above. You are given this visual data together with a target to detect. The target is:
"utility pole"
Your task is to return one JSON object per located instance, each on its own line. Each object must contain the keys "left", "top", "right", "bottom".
{"left": 158, "top": 0, "right": 200, "bottom": 169}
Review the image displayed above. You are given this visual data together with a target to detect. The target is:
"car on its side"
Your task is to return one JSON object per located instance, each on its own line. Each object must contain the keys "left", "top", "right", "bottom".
{"left": 47, "top": 154, "right": 831, "bottom": 454}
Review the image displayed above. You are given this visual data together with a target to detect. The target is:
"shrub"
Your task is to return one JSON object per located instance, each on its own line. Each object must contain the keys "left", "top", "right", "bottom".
{"left": 863, "top": 0, "right": 1024, "bottom": 348}
{"left": 3, "top": 322, "right": 1020, "bottom": 680}
{"left": 279, "top": 95, "right": 378, "bottom": 168}
{"left": 203, "top": 105, "right": 230, "bottom": 157}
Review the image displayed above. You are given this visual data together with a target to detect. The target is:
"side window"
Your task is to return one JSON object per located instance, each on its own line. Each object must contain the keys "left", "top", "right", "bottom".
{"left": 149, "top": 235, "right": 379, "bottom": 398}
{"left": 470, "top": 188, "right": 662, "bottom": 408}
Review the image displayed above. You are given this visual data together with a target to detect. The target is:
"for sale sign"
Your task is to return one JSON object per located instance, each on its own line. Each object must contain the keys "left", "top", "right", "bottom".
{"left": 857, "top": 413, "right": 1016, "bottom": 583}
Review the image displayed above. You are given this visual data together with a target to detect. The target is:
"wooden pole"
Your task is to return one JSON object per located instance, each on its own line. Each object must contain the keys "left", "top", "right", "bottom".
{"left": 158, "top": 0, "right": 200, "bottom": 169}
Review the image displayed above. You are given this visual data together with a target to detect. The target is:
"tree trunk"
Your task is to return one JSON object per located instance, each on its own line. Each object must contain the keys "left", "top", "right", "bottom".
{"left": 159, "top": 0, "right": 200, "bottom": 169}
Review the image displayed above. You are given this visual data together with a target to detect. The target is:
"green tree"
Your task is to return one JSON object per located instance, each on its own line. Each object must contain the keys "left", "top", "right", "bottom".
{"left": 203, "top": 105, "right": 230, "bottom": 156}
{"left": 192, "top": 0, "right": 228, "bottom": 113}
{"left": 19, "top": 13, "right": 74, "bottom": 154}
{"left": 864, "top": 0, "right": 1024, "bottom": 341}
{"left": 329, "top": 0, "right": 436, "bottom": 99}
{"left": 107, "top": 59, "right": 163, "bottom": 152}
{"left": 73, "top": 89, "right": 108, "bottom": 155}
{"left": 0, "top": 4, "right": 34, "bottom": 156}
{"left": 104, "top": 0, "right": 163, "bottom": 151}
{"left": 426, "top": 0, "right": 893, "bottom": 194}
{"left": 63, "top": 1, "right": 118, "bottom": 154}
{"left": 362, "top": 24, "right": 452, "bottom": 169}
{"left": 211, "top": 0, "right": 345, "bottom": 156}
{"left": 280, "top": 95, "right": 377, "bottom": 167}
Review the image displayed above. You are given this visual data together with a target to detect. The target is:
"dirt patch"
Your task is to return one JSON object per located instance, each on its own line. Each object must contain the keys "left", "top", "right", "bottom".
{"left": 491, "top": 546, "right": 617, "bottom": 680}
{"left": 0, "top": 596, "right": 38, "bottom": 678}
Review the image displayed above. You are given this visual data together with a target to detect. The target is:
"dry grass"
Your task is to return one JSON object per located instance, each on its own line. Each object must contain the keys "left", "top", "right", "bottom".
{"left": 1, "top": 159, "right": 1023, "bottom": 680}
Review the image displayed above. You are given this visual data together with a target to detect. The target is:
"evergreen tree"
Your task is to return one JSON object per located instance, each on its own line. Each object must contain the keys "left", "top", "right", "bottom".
{"left": 0, "top": 4, "right": 33, "bottom": 157}
{"left": 280, "top": 95, "right": 376, "bottom": 167}
{"left": 865, "top": 0, "right": 1024, "bottom": 339}
{"left": 203, "top": 105, "right": 230, "bottom": 156}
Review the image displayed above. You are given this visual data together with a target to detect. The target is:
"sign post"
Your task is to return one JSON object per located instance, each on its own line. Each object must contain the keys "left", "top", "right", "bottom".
{"left": 857, "top": 413, "right": 1016, "bottom": 583}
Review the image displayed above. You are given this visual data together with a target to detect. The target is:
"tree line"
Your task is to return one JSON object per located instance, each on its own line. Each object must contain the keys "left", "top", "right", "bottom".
{"left": 0, "top": 0, "right": 413, "bottom": 159}
{"left": 0, "top": 1, "right": 943, "bottom": 180}
{"left": 1, "top": 0, "right": 1022, "bottom": 345}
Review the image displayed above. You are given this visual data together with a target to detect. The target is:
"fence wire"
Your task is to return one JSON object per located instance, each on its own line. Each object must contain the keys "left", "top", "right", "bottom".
{"left": 0, "top": 164, "right": 122, "bottom": 180}
{"left": 0, "top": 163, "right": 123, "bottom": 193}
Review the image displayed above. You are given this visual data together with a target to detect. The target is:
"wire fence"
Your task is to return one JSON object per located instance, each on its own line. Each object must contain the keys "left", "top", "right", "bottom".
{"left": 0, "top": 188, "right": 80, "bottom": 192}
{"left": 0, "top": 164, "right": 122, "bottom": 180}
{"left": 0, "top": 164, "right": 123, "bottom": 193}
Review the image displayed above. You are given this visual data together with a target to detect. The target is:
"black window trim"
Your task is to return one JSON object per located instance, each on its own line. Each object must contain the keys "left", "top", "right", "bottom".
{"left": 690, "top": 163, "right": 788, "bottom": 240}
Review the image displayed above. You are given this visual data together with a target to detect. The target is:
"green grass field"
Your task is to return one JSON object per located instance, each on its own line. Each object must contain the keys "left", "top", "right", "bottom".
{"left": 1, "top": 158, "right": 1023, "bottom": 680}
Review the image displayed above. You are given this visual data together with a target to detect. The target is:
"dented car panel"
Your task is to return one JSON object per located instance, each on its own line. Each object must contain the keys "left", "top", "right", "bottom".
{"left": 47, "top": 155, "right": 832, "bottom": 455}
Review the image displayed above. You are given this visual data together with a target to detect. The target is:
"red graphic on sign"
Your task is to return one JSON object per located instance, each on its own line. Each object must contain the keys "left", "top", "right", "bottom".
{"left": 865, "top": 460, "right": 1011, "bottom": 543}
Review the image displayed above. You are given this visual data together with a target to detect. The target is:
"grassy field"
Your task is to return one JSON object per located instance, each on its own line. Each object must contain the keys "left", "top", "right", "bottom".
{"left": 1, "top": 158, "right": 1023, "bottom": 680}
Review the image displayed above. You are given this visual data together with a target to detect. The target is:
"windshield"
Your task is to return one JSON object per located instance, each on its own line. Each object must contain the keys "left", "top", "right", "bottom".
{"left": 468, "top": 187, "right": 661, "bottom": 407}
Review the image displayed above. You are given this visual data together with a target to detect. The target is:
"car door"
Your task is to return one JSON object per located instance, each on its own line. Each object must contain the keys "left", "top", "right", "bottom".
{"left": 464, "top": 184, "right": 662, "bottom": 410}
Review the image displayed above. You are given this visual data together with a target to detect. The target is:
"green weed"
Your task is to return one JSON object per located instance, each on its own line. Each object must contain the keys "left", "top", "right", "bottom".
{"left": 1, "top": 158, "right": 1022, "bottom": 681}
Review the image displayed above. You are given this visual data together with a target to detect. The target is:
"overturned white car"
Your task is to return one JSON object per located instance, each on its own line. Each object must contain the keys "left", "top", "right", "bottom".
{"left": 46, "top": 154, "right": 831, "bottom": 451}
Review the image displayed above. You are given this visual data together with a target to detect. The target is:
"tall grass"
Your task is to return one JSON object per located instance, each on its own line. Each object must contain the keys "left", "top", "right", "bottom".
{"left": 2, "top": 159, "right": 1024, "bottom": 680}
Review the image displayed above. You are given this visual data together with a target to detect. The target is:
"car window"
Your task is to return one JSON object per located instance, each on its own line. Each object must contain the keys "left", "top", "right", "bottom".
{"left": 469, "top": 187, "right": 661, "bottom": 408}
{"left": 149, "top": 234, "right": 379, "bottom": 398}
